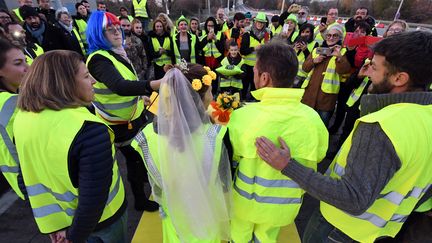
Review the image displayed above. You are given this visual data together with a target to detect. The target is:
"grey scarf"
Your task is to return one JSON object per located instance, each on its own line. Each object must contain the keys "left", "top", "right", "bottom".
{"left": 59, "top": 21, "right": 73, "bottom": 33}
{"left": 26, "top": 22, "right": 46, "bottom": 45}
{"left": 252, "top": 25, "right": 267, "bottom": 41}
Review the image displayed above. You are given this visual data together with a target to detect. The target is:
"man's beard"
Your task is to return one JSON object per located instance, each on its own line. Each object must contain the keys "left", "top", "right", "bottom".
{"left": 298, "top": 17, "right": 307, "bottom": 24}
{"left": 368, "top": 74, "right": 394, "bottom": 94}
{"left": 123, "top": 30, "right": 131, "bottom": 36}
{"left": 30, "top": 23, "right": 40, "bottom": 29}
{"left": 355, "top": 16, "right": 363, "bottom": 21}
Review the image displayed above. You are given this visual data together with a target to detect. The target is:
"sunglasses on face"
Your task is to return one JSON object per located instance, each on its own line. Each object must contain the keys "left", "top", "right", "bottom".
{"left": 298, "top": 12, "right": 306, "bottom": 16}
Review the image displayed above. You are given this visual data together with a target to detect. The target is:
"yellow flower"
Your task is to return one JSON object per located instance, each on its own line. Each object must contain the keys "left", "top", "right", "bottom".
{"left": 232, "top": 101, "right": 239, "bottom": 109}
{"left": 202, "top": 75, "right": 213, "bottom": 86}
{"left": 217, "top": 94, "right": 223, "bottom": 100}
{"left": 208, "top": 71, "right": 217, "bottom": 80}
{"left": 223, "top": 97, "right": 230, "bottom": 103}
{"left": 203, "top": 66, "right": 211, "bottom": 72}
{"left": 191, "top": 79, "right": 202, "bottom": 91}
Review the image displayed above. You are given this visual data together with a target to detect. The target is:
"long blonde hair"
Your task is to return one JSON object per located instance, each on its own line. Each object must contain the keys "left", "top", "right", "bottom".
{"left": 18, "top": 50, "right": 86, "bottom": 112}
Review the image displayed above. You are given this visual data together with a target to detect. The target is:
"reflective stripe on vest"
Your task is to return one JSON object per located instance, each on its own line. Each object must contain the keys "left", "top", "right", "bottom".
{"left": 24, "top": 44, "right": 44, "bottom": 65}
{"left": 202, "top": 31, "right": 222, "bottom": 58}
{"left": 74, "top": 19, "right": 87, "bottom": 44}
{"left": 243, "top": 34, "right": 266, "bottom": 66}
{"left": 86, "top": 50, "right": 144, "bottom": 124}
{"left": 228, "top": 88, "right": 328, "bottom": 226}
{"left": 301, "top": 48, "right": 346, "bottom": 94}
{"left": 14, "top": 107, "right": 125, "bottom": 233}
{"left": 72, "top": 28, "right": 86, "bottom": 55}
{"left": 297, "top": 41, "right": 317, "bottom": 78}
{"left": 13, "top": 8, "right": 23, "bottom": 22}
{"left": 132, "top": 0, "right": 148, "bottom": 18}
{"left": 321, "top": 103, "right": 432, "bottom": 242}
{"left": 151, "top": 37, "right": 172, "bottom": 66}
{"left": 173, "top": 33, "right": 196, "bottom": 64}
{"left": 346, "top": 77, "right": 370, "bottom": 107}
{"left": 0, "top": 94, "right": 25, "bottom": 199}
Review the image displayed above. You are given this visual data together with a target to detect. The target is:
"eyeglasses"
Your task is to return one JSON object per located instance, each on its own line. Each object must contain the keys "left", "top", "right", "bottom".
{"left": 326, "top": 33, "right": 340, "bottom": 39}
{"left": 104, "top": 26, "right": 122, "bottom": 34}
{"left": 387, "top": 28, "right": 403, "bottom": 33}
{"left": 298, "top": 12, "right": 306, "bottom": 16}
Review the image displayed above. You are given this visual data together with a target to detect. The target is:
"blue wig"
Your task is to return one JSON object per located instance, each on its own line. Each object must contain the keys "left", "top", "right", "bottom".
{"left": 86, "top": 11, "right": 124, "bottom": 54}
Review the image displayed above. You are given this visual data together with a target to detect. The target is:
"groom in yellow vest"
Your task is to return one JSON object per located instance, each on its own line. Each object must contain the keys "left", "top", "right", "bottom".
{"left": 256, "top": 31, "right": 432, "bottom": 243}
{"left": 228, "top": 41, "right": 329, "bottom": 242}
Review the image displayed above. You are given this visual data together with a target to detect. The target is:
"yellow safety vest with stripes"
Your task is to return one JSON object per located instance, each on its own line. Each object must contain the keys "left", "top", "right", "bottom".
{"left": 297, "top": 41, "right": 317, "bottom": 78}
{"left": 74, "top": 19, "right": 87, "bottom": 46}
{"left": 243, "top": 34, "right": 266, "bottom": 66}
{"left": 202, "top": 31, "right": 223, "bottom": 59}
{"left": 13, "top": 8, "right": 23, "bottom": 22}
{"left": 72, "top": 28, "right": 86, "bottom": 55}
{"left": 228, "top": 88, "right": 328, "bottom": 226}
{"left": 172, "top": 33, "right": 196, "bottom": 64}
{"left": 151, "top": 36, "right": 172, "bottom": 66}
{"left": 0, "top": 93, "right": 25, "bottom": 199}
{"left": 301, "top": 47, "right": 347, "bottom": 94}
{"left": 321, "top": 103, "right": 432, "bottom": 243}
{"left": 24, "top": 43, "right": 44, "bottom": 65}
{"left": 86, "top": 50, "right": 144, "bottom": 124}
{"left": 218, "top": 57, "right": 244, "bottom": 89}
{"left": 132, "top": 0, "right": 148, "bottom": 18}
{"left": 346, "top": 77, "right": 370, "bottom": 107}
{"left": 13, "top": 107, "right": 125, "bottom": 234}
{"left": 270, "top": 25, "right": 282, "bottom": 37}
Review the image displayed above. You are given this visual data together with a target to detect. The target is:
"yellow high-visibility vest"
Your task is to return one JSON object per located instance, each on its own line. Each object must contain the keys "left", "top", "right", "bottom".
{"left": 228, "top": 87, "right": 328, "bottom": 226}
{"left": 301, "top": 47, "right": 347, "bottom": 94}
{"left": 0, "top": 93, "right": 25, "bottom": 199}
{"left": 14, "top": 107, "right": 125, "bottom": 233}
{"left": 132, "top": 0, "right": 148, "bottom": 18}
{"left": 321, "top": 103, "right": 432, "bottom": 242}
{"left": 87, "top": 50, "right": 144, "bottom": 124}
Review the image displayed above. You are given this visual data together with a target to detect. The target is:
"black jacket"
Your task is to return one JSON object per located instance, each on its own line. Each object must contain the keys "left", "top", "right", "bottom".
{"left": 54, "top": 22, "right": 84, "bottom": 56}
{"left": 24, "top": 21, "right": 66, "bottom": 52}
{"left": 173, "top": 32, "right": 201, "bottom": 63}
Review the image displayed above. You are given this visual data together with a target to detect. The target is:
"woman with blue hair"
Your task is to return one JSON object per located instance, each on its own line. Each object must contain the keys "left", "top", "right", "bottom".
{"left": 86, "top": 11, "right": 159, "bottom": 212}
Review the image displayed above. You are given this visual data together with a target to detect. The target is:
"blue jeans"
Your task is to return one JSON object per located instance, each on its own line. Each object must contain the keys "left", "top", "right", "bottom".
{"left": 316, "top": 110, "right": 334, "bottom": 128}
{"left": 302, "top": 209, "right": 357, "bottom": 243}
{"left": 87, "top": 211, "right": 128, "bottom": 243}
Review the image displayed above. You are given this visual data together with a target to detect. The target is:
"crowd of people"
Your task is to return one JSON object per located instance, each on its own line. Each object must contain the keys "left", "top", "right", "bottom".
{"left": 0, "top": 1, "right": 432, "bottom": 243}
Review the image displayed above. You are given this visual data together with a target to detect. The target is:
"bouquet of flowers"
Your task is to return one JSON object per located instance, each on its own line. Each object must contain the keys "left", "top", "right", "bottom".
{"left": 208, "top": 92, "right": 242, "bottom": 125}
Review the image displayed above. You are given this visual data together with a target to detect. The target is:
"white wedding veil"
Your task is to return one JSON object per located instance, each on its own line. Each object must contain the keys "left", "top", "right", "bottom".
{"left": 156, "top": 67, "right": 232, "bottom": 242}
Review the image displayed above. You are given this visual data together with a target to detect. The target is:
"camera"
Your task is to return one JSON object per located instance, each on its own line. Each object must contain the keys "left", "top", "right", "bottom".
{"left": 316, "top": 47, "right": 332, "bottom": 56}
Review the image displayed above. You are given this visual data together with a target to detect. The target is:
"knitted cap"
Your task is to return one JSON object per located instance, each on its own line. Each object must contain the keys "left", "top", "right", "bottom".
{"left": 20, "top": 5, "right": 39, "bottom": 19}
{"left": 245, "top": 12, "right": 252, "bottom": 19}
{"left": 271, "top": 15, "right": 280, "bottom": 23}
